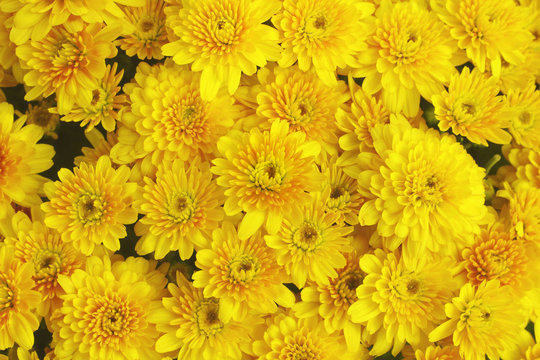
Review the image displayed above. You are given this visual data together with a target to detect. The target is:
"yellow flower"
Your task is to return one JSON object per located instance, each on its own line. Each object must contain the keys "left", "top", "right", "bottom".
{"left": 272, "top": 0, "right": 374, "bottom": 85}
{"left": 74, "top": 129, "right": 118, "bottom": 167}
{"left": 24, "top": 99, "right": 60, "bottom": 140}
{"left": 432, "top": 66, "right": 512, "bottom": 145}
{"left": 16, "top": 24, "right": 121, "bottom": 114}
{"left": 212, "top": 120, "right": 322, "bottom": 240}
{"left": 151, "top": 271, "right": 256, "bottom": 360}
{"left": 353, "top": 1, "right": 456, "bottom": 117}
{"left": 348, "top": 249, "right": 457, "bottom": 356}
{"left": 431, "top": 0, "right": 533, "bottom": 77}
{"left": 505, "top": 85, "right": 540, "bottom": 151}
{"left": 41, "top": 156, "right": 138, "bottom": 255}
{"left": 57, "top": 63, "right": 127, "bottom": 132}
{"left": 162, "top": 0, "right": 282, "bottom": 100}
{"left": 116, "top": 0, "right": 168, "bottom": 60}
{"left": 3, "top": 210, "right": 85, "bottom": 320}
{"left": 110, "top": 61, "right": 239, "bottom": 165}
{"left": 0, "top": 102, "right": 54, "bottom": 218}
{"left": 429, "top": 280, "right": 527, "bottom": 360}
{"left": 134, "top": 158, "right": 225, "bottom": 260}
{"left": 412, "top": 345, "right": 462, "bottom": 360}
{"left": 353, "top": 118, "right": 488, "bottom": 260}
{"left": 192, "top": 221, "right": 295, "bottom": 322}
{"left": 52, "top": 255, "right": 168, "bottom": 359}
{"left": 0, "top": 245, "right": 41, "bottom": 350}
{"left": 499, "top": 144, "right": 540, "bottom": 188}
{"left": 294, "top": 251, "right": 365, "bottom": 351}
{"left": 265, "top": 191, "right": 352, "bottom": 288}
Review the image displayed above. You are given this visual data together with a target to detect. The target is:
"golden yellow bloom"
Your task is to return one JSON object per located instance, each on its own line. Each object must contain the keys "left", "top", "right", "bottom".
{"left": 41, "top": 156, "right": 138, "bottom": 255}
{"left": 0, "top": 245, "right": 41, "bottom": 350}
{"left": 52, "top": 255, "right": 168, "bottom": 359}
{"left": 16, "top": 24, "right": 120, "bottom": 114}
{"left": 432, "top": 67, "right": 512, "bottom": 145}
{"left": 294, "top": 251, "right": 365, "bottom": 351}
{"left": 272, "top": 0, "right": 373, "bottom": 86}
{"left": 111, "top": 61, "right": 239, "bottom": 165}
{"left": 25, "top": 99, "right": 60, "bottom": 140}
{"left": 192, "top": 221, "right": 295, "bottom": 321}
{"left": 134, "top": 158, "right": 225, "bottom": 260}
{"left": 499, "top": 144, "right": 540, "bottom": 188}
{"left": 429, "top": 280, "right": 527, "bottom": 360}
{"left": 353, "top": 1, "right": 456, "bottom": 117}
{"left": 0, "top": 102, "right": 54, "bottom": 218}
{"left": 431, "top": 0, "right": 533, "bottom": 77}
{"left": 348, "top": 249, "right": 457, "bottom": 356}
{"left": 505, "top": 85, "right": 540, "bottom": 151}
{"left": 265, "top": 192, "right": 352, "bottom": 288}
{"left": 74, "top": 129, "right": 118, "bottom": 167}
{"left": 151, "top": 271, "right": 255, "bottom": 360}
{"left": 162, "top": 0, "right": 282, "bottom": 100}
{"left": 3, "top": 210, "right": 85, "bottom": 320}
{"left": 212, "top": 120, "right": 322, "bottom": 240}
{"left": 353, "top": 118, "right": 488, "bottom": 260}
{"left": 58, "top": 63, "right": 127, "bottom": 132}
{"left": 116, "top": 0, "right": 168, "bottom": 60}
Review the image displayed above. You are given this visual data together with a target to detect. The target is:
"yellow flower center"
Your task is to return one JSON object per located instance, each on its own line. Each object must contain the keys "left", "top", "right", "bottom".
{"left": 406, "top": 171, "right": 443, "bottom": 207}
{"left": 160, "top": 92, "right": 207, "bottom": 146}
{"left": 513, "top": 110, "right": 534, "bottom": 130}
{"left": 77, "top": 193, "right": 106, "bottom": 225}
{"left": 390, "top": 274, "right": 423, "bottom": 301}
{"left": 292, "top": 222, "right": 322, "bottom": 252}
{"left": 33, "top": 249, "right": 62, "bottom": 282}
{"left": 195, "top": 298, "right": 223, "bottom": 337}
{"left": 288, "top": 99, "right": 314, "bottom": 125}
{"left": 214, "top": 18, "right": 237, "bottom": 45}
{"left": 0, "top": 282, "right": 14, "bottom": 310}
{"left": 376, "top": 18, "right": 424, "bottom": 66}
{"left": 335, "top": 271, "right": 363, "bottom": 304}
{"left": 326, "top": 184, "right": 352, "bottom": 211}
{"left": 461, "top": 301, "right": 493, "bottom": 328}
{"left": 168, "top": 192, "right": 196, "bottom": 223}
{"left": 250, "top": 160, "right": 285, "bottom": 191}
{"left": 87, "top": 295, "right": 139, "bottom": 342}
{"left": 304, "top": 13, "right": 328, "bottom": 39}
{"left": 282, "top": 334, "right": 321, "bottom": 360}
{"left": 452, "top": 96, "right": 480, "bottom": 123}
{"left": 227, "top": 255, "right": 259, "bottom": 284}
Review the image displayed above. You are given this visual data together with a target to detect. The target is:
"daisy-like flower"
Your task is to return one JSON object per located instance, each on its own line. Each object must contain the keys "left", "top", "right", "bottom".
{"left": 0, "top": 102, "right": 54, "bottom": 218}
{"left": 162, "top": 0, "right": 282, "bottom": 100}
{"left": 25, "top": 99, "right": 60, "bottom": 140}
{"left": 432, "top": 66, "right": 512, "bottom": 145}
{"left": 272, "top": 0, "right": 374, "bottom": 85}
{"left": 16, "top": 24, "right": 121, "bottom": 114}
{"left": 505, "top": 85, "right": 540, "bottom": 151}
{"left": 352, "top": 1, "right": 456, "bottom": 117}
{"left": 58, "top": 63, "right": 127, "bottom": 132}
{"left": 265, "top": 191, "right": 352, "bottom": 288}
{"left": 212, "top": 120, "right": 322, "bottom": 240}
{"left": 353, "top": 118, "right": 488, "bottom": 260}
{"left": 134, "top": 157, "right": 225, "bottom": 260}
{"left": 3, "top": 210, "right": 85, "bottom": 319}
{"left": 294, "top": 251, "right": 365, "bottom": 351}
{"left": 429, "top": 280, "right": 527, "bottom": 360}
{"left": 431, "top": 0, "right": 533, "bottom": 77}
{"left": 52, "top": 255, "right": 168, "bottom": 360}
{"left": 0, "top": 245, "right": 41, "bottom": 350}
{"left": 151, "top": 271, "right": 256, "bottom": 360}
{"left": 253, "top": 313, "right": 356, "bottom": 360}
{"left": 41, "top": 156, "right": 138, "bottom": 255}
{"left": 348, "top": 249, "right": 457, "bottom": 356}
{"left": 192, "top": 221, "right": 295, "bottom": 321}
{"left": 116, "top": 0, "right": 167, "bottom": 60}
{"left": 111, "top": 61, "right": 239, "bottom": 165}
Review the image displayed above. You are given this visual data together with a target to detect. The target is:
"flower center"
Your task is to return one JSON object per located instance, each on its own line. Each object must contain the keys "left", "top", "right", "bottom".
{"left": 304, "top": 14, "right": 328, "bottom": 39}
{"left": 453, "top": 96, "right": 479, "bottom": 123}
{"left": 161, "top": 92, "right": 207, "bottom": 145}
{"left": 283, "top": 336, "right": 321, "bottom": 360}
{"left": 288, "top": 99, "right": 314, "bottom": 126}
{"left": 406, "top": 171, "right": 443, "bottom": 207}
{"left": 0, "top": 282, "right": 14, "bottom": 310}
{"left": 390, "top": 274, "right": 423, "bottom": 301}
{"left": 514, "top": 110, "right": 534, "bottom": 130}
{"left": 250, "top": 160, "right": 285, "bottom": 191}
{"left": 292, "top": 222, "right": 322, "bottom": 252}
{"left": 77, "top": 194, "right": 106, "bottom": 225}
{"left": 213, "top": 17, "right": 237, "bottom": 45}
{"left": 195, "top": 298, "right": 223, "bottom": 337}
{"left": 168, "top": 192, "right": 196, "bottom": 223}
{"left": 34, "top": 249, "right": 62, "bottom": 282}
{"left": 140, "top": 18, "right": 155, "bottom": 33}
{"left": 335, "top": 271, "right": 363, "bottom": 304}
{"left": 227, "top": 255, "right": 259, "bottom": 284}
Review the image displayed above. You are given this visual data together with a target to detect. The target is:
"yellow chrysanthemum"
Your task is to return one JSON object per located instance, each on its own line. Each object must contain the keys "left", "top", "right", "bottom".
{"left": 41, "top": 156, "right": 138, "bottom": 255}
{"left": 74, "top": 129, "right": 118, "bottom": 167}
{"left": 52, "top": 255, "right": 168, "bottom": 360}
{"left": 432, "top": 66, "right": 512, "bottom": 145}
{"left": 192, "top": 221, "right": 295, "bottom": 321}
{"left": 151, "top": 271, "right": 256, "bottom": 360}
{"left": 294, "top": 251, "right": 365, "bottom": 352}
{"left": 57, "top": 63, "right": 127, "bottom": 132}
{"left": 162, "top": 0, "right": 282, "bottom": 100}
{"left": 25, "top": 99, "right": 60, "bottom": 140}
{"left": 348, "top": 249, "right": 457, "bottom": 356}
{"left": 212, "top": 120, "right": 322, "bottom": 240}
{"left": 352, "top": 118, "right": 488, "bottom": 260}
{"left": 429, "top": 280, "right": 527, "bottom": 360}
{"left": 264, "top": 192, "right": 352, "bottom": 288}
{"left": 0, "top": 102, "right": 54, "bottom": 218}
{"left": 505, "top": 85, "right": 540, "bottom": 151}
{"left": 3, "top": 210, "right": 85, "bottom": 320}
{"left": 499, "top": 144, "right": 540, "bottom": 188}
{"left": 431, "top": 0, "right": 533, "bottom": 77}
{"left": 252, "top": 314, "right": 356, "bottom": 360}
{"left": 111, "top": 61, "right": 239, "bottom": 165}
{"left": 116, "top": 0, "right": 168, "bottom": 60}
{"left": 353, "top": 0, "right": 456, "bottom": 117}
{"left": 134, "top": 158, "right": 225, "bottom": 260}
{"left": 0, "top": 245, "right": 41, "bottom": 350}
{"left": 16, "top": 24, "right": 121, "bottom": 114}
{"left": 272, "top": 0, "right": 373, "bottom": 86}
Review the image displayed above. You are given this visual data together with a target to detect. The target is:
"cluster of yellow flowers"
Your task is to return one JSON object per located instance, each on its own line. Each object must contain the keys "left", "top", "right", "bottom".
{"left": 0, "top": 0, "right": 538, "bottom": 359}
